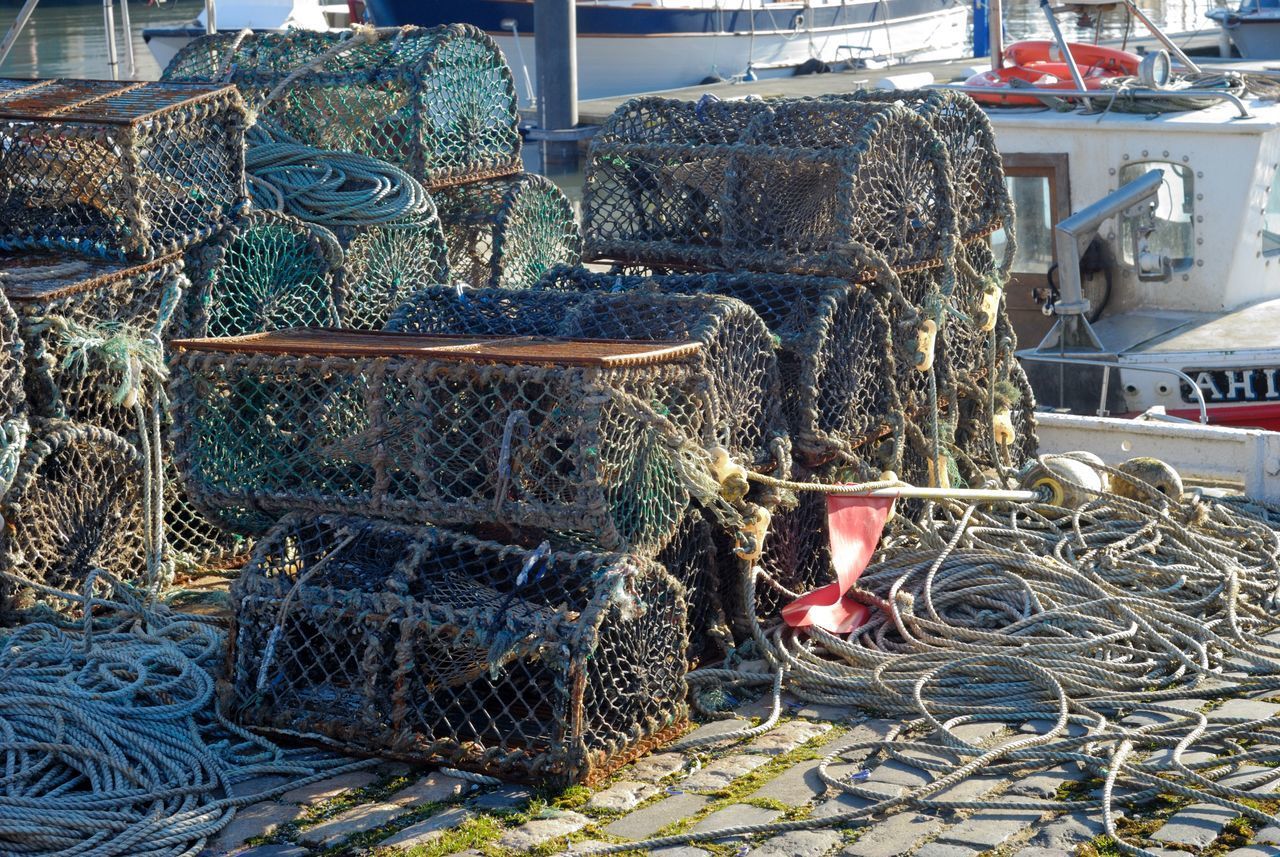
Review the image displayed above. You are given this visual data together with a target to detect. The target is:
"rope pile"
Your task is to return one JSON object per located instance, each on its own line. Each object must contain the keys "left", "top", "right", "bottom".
{"left": 580, "top": 456, "right": 1280, "bottom": 856}
{"left": 0, "top": 573, "right": 374, "bottom": 857}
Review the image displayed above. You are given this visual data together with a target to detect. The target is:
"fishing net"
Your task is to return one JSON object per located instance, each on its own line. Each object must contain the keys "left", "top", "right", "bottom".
{"left": 583, "top": 96, "right": 956, "bottom": 277}
{"left": 0, "top": 79, "right": 248, "bottom": 262}
{"left": 169, "top": 330, "right": 714, "bottom": 552}
{"left": 333, "top": 213, "right": 450, "bottom": 331}
{"left": 0, "top": 273, "right": 26, "bottom": 498}
{"left": 1, "top": 252, "right": 182, "bottom": 441}
{"left": 160, "top": 26, "right": 522, "bottom": 190}
{"left": 657, "top": 508, "right": 731, "bottom": 664}
{"left": 828, "top": 89, "right": 1011, "bottom": 243}
{"left": 385, "top": 285, "right": 786, "bottom": 471}
{"left": 0, "top": 422, "right": 147, "bottom": 614}
{"left": 163, "top": 455, "right": 252, "bottom": 572}
{"left": 539, "top": 267, "right": 900, "bottom": 477}
{"left": 181, "top": 209, "right": 341, "bottom": 339}
{"left": 435, "top": 173, "right": 582, "bottom": 290}
{"left": 224, "top": 513, "right": 689, "bottom": 786}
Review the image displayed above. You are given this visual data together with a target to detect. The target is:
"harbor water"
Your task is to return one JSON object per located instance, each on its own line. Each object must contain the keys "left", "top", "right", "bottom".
{"left": 0, "top": 0, "right": 1229, "bottom": 81}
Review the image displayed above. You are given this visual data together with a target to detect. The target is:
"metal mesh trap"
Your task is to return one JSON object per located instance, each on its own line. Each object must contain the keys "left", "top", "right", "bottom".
{"left": 0, "top": 79, "right": 248, "bottom": 261}
{"left": 161, "top": 26, "right": 522, "bottom": 190}
{"left": 169, "top": 330, "right": 713, "bottom": 552}
{"left": 435, "top": 173, "right": 582, "bottom": 290}
{"left": 539, "top": 267, "right": 900, "bottom": 477}
{"left": 385, "top": 285, "right": 785, "bottom": 471}
{"left": 583, "top": 96, "right": 956, "bottom": 276}
{"left": 224, "top": 513, "right": 689, "bottom": 786}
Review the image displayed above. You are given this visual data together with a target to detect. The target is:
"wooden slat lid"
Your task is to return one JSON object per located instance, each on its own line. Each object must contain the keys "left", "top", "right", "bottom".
{"left": 0, "top": 79, "right": 239, "bottom": 125}
{"left": 170, "top": 329, "right": 702, "bottom": 368}
{"left": 0, "top": 252, "right": 180, "bottom": 301}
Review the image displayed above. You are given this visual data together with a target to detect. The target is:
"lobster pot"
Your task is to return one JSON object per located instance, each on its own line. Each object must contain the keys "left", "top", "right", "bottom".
{"left": 734, "top": 477, "right": 833, "bottom": 638}
{"left": 163, "top": 455, "right": 252, "bottom": 571}
{"left": 540, "top": 267, "right": 900, "bottom": 475}
{"left": 224, "top": 514, "right": 689, "bottom": 787}
{"left": 656, "top": 508, "right": 731, "bottom": 661}
{"left": 169, "top": 331, "right": 711, "bottom": 552}
{"left": 0, "top": 421, "right": 148, "bottom": 614}
{"left": 583, "top": 97, "right": 774, "bottom": 271}
{"left": 435, "top": 173, "right": 582, "bottom": 290}
{"left": 826, "top": 90, "right": 1010, "bottom": 243}
{"left": 951, "top": 347, "right": 1039, "bottom": 483}
{"left": 583, "top": 98, "right": 955, "bottom": 276}
{"left": 0, "top": 79, "right": 247, "bottom": 261}
{"left": 1, "top": 252, "right": 183, "bottom": 441}
{"left": 181, "top": 210, "right": 341, "bottom": 339}
{"left": 386, "top": 285, "right": 785, "bottom": 471}
{"left": 333, "top": 209, "right": 451, "bottom": 331}
{"left": 161, "top": 26, "right": 522, "bottom": 190}
{"left": 0, "top": 278, "right": 26, "bottom": 495}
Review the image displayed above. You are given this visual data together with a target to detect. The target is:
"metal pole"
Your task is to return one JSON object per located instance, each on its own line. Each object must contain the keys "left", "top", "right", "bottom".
{"left": 119, "top": 0, "right": 136, "bottom": 80}
{"left": 989, "top": 0, "right": 1003, "bottom": 69}
{"left": 1124, "top": 0, "right": 1201, "bottom": 72}
{"left": 205, "top": 0, "right": 217, "bottom": 35}
{"left": 0, "top": 0, "right": 41, "bottom": 69}
{"left": 103, "top": 0, "right": 119, "bottom": 81}
{"left": 1040, "top": 0, "right": 1087, "bottom": 95}
{"left": 534, "top": 0, "right": 579, "bottom": 174}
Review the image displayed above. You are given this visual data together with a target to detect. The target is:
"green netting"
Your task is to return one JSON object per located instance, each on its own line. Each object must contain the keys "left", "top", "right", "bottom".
{"left": 333, "top": 212, "right": 450, "bottom": 331}
{"left": 0, "top": 421, "right": 147, "bottom": 614}
{"left": 170, "top": 331, "right": 714, "bottom": 553}
{"left": 434, "top": 173, "right": 582, "bottom": 290}
{"left": 0, "top": 79, "right": 248, "bottom": 262}
{"left": 583, "top": 96, "right": 956, "bottom": 277}
{"left": 385, "top": 285, "right": 785, "bottom": 471}
{"left": 161, "top": 26, "right": 522, "bottom": 191}
{"left": 182, "top": 209, "right": 341, "bottom": 339}
{"left": 224, "top": 513, "right": 689, "bottom": 786}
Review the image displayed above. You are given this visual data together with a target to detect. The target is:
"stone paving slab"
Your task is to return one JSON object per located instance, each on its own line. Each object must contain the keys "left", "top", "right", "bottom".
{"left": 496, "top": 811, "right": 590, "bottom": 851}
{"left": 690, "top": 803, "right": 783, "bottom": 836}
{"left": 1211, "top": 698, "right": 1280, "bottom": 720}
{"left": 587, "top": 780, "right": 661, "bottom": 812}
{"left": 1149, "top": 802, "right": 1240, "bottom": 848}
{"left": 377, "top": 806, "right": 471, "bottom": 849}
{"left": 838, "top": 812, "right": 946, "bottom": 857}
{"left": 683, "top": 753, "right": 771, "bottom": 791}
{"left": 748, "top": 720, "right": 833, "bottom": 755}
{"left": 603, "top": 792, "right": 711, "bottom": 840}
{"left": 928, "top": 807, "right": 1045, "bottom": 851}
{"left": 1228, "top": 847, "right": 1280, "bottom": 857}
{"left": 278, "top": 770, "right": 378, "bottom": 804}
{"left": 747, "top": 829, "right": 845, "bottom": 856}
{"left": 628, "top": 752, "right": 689, "bottom": 783}
{"left": 213, "top": 803, "right": 304, "bottom": 853}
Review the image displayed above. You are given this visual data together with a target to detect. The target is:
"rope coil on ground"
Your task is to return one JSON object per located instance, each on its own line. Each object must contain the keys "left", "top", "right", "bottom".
{"left": 580, "top": 456, "right": 1280, "bottom": 856}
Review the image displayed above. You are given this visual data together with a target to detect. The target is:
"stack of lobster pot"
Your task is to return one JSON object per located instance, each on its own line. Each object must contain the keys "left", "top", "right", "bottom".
{"left": 167, "top": 300, "right": 783, "bottom": 782}
{"left": 157, "top": 26, "right": 585, "bottom": 570}
{"left": 0, "top": 78, "right": 250, "bottom": 610}
{"left": 537, "top": 90, "right": 1041, "bottom": 636}
{"left": 162, "top": 24, "right": 583, "bottom": 314}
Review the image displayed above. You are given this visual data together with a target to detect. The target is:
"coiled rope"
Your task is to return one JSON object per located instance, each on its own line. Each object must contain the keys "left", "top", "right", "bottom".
{"left": 581, "top": 455, "right": 1280, "bottom": 856}
{"left": 0, "top": 571, "right": 376, "bottom": 857}
{"left": 243, "top": 122, "right": 431, "bottom": 228}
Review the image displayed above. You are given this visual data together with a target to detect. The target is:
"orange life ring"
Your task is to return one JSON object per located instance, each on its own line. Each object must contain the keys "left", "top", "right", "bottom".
{"left": 1004, "top": 40, "right": 1141, "bottom": 75}
{"left": 964, "top": 41, "right": 1141, "bottom": 107}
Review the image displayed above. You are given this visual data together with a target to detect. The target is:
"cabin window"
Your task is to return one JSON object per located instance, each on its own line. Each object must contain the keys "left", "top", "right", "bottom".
{"left": 990, "top": 153, "right": 1070, "bottom": 277}
{"left": 1119, "top": 162, "right": 1195, "bottom": 272}
{"left": 991, "top": 175, "right": 1055, "bottom": 271}
{"left": 1264, "top": 174, "right": 1280, "bottom": 256}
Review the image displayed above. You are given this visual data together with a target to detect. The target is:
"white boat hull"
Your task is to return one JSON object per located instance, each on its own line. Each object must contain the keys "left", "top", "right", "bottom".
{"left": 494, "top": 6, "right": 971, "bottom": 105}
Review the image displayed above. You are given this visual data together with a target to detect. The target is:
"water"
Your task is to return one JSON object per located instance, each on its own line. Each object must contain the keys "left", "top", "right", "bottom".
{"left": 0, "top": 0, "right": 1226, "bottom": 82}
{"left": 0, "top": 1, "right": 192, "bottom": 79}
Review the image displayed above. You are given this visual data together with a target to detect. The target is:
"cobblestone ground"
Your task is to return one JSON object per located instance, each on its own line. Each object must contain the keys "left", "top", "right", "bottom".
{"left": 205, "top": 663, "right": 1280, "bottom": 857}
